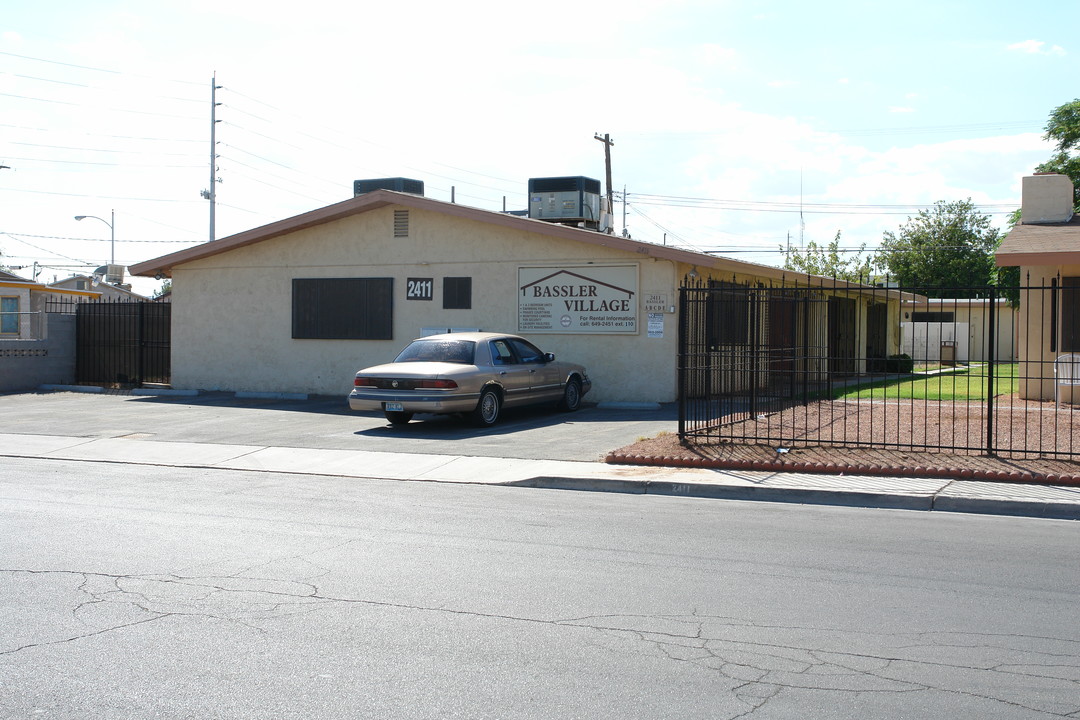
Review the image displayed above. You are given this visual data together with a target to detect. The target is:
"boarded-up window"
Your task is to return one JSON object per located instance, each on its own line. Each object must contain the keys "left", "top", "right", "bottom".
{"left": 1063, "top": 277, "right": 1080, "bottom": 352}
{"left": 443, "top": 277, "right": 472, "bottom": 309}
{"left": 292, "top": 278, "right": 393, "bottom": 339}
{"left": 706, "top": 281, "right": 748, "bottom": 347}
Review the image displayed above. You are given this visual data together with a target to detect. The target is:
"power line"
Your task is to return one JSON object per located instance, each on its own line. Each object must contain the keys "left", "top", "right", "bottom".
{"left": 626, "top": 192, "right": 1018, "bottom": 216}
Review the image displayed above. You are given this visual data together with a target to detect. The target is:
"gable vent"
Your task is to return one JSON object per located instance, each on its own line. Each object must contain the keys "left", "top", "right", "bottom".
{"left": 394, "top": 210, "right": 409, "bottom": 237}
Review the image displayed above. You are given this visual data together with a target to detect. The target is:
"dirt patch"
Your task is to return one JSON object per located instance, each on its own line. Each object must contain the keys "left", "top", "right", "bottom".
{"left": 607, "top": 396, "right": 1080, "bottom": 485}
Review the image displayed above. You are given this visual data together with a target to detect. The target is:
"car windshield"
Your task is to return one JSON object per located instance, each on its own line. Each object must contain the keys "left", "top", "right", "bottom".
{"left": 394, "top": 339, "right": 476, "bottom": 364}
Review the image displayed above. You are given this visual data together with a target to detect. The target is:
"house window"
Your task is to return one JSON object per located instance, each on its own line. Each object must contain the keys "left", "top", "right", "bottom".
{"left": 912, "top": 311, "right": 955, "bottom": 323}
{"left": 1, "top": 296, "right": 18, "bottom": 334}
{"left": 76, "top": 280, "right": 87, "bottom": 290}
{"left": 1062, "top": 277, "right": 1080, "bottom": 352}
{"left": 706, "top": 281, "right": 748, "bottom": 347}
{"left": 292, "top": 278, "right": 393, "bottom": 340}
{"left": 394, "top": 210, "right": 409, "bottom": 238}
{"left": 443, "top": 277, "right": 472, "bottom": 309}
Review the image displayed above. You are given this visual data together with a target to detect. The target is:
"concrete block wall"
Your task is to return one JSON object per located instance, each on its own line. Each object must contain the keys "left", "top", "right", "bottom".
{"left": 0, "top": 315, "right": 75, "bottom": 392}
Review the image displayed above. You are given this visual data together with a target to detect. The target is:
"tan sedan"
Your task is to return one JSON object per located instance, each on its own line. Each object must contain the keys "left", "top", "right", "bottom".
{"left": 348, "top": 332, "right": 592, "bottom": 426}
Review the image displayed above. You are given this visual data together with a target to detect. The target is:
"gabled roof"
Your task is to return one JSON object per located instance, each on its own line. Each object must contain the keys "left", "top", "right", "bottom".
{"left": 996, "top": 216, "right": 1080, "bottom": 267}
{"left": 129, "top": 189, "right": 896, "bottom": 295}
{"left": 48, "top": 275, "right": 149, "bottom": 300}
{"left": 131, "top": 190, "right": 775, "bottom": 279}
{"left": 0, "top": 275, "right": 99, "bottom": 298}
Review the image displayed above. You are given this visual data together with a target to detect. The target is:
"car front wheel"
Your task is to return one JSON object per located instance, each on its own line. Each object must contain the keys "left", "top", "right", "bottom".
{"left": 558, "top": 378, "right": 582, "bottom": 412}
{"left": 471, "top": 387, "right": 501, "bottom": 427}
{"left": 385, "top": 410, "right": 414, "bottom": 425}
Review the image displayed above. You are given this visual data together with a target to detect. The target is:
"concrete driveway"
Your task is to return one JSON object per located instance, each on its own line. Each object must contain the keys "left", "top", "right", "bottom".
{"left": 0, "top": 390, "right": 675, "bottom": 462}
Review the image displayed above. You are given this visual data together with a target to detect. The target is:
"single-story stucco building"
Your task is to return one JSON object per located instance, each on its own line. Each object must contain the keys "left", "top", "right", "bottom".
{"left": 131, "top": 185, "right": 909, "bottom": 404}
{"left": 996, "top": 173, "right": 1080, "bottom": 402}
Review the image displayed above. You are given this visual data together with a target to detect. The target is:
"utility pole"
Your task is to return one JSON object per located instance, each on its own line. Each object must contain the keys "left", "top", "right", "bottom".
{"left": 622, "top": 184, "right": 628, "bottom": 237}
{"left": 594, "top": 133, "right": 614, "bottom": 233}
{"left": 205, "top": 74, "right": 222, "bottom": 242}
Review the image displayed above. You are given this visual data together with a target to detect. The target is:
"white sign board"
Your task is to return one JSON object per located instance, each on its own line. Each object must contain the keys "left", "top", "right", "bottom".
{"left": 647, "top": 312, "right": 664, "bottom": 338}
{"left": 518, "top": 265, "right": 638, "bottom": 334}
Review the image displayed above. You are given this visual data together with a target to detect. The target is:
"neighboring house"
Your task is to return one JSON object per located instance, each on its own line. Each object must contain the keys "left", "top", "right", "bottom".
{"left": 131, "top": 186, "right": 909, "bottom": 403}
{"left": 0, "top": 269, "right": 99, "bottom": 339}
{"left": 900, "top": 297, "right": 1016, "bottom": 365}
{"left": 995, "top": 173, "right": 1080, "bottom": 401}
{"left": 48, "top": 275, "right": 149, "bottom": 302}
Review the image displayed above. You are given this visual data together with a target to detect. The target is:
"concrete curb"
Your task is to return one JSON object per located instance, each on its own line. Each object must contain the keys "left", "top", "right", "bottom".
{"left": 513, "top": 476, "right": 936, "bottom": 511}
{"left": 932, "top": 496, "right": 1080, "bottom": 521}
{"left": 38, "top": 384, "right": 104, "bottom": 393}
{"left": 604, "top": 453, "right": 1080, "bottom": 487}
{"left": 234, "top": 391, "right": 310, "bottom": 401}
{"left": 131, "top": 388, "right": 200, "bottom": 397}
{"left": 516, "top": 475, "right": 1080, "bottom": 520}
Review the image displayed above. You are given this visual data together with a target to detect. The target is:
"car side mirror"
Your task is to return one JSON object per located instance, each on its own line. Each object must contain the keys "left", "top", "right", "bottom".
{"left": 543, "top": 352, "right": 556, "bottom": 363}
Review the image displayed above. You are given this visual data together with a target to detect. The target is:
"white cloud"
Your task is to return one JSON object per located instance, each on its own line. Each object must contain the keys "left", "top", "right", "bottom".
{"left": 1007, "top": 39, "right": 1066, "bottom": 56}
{"left": 694, "top": 43, "right": 738, "bottom": 66}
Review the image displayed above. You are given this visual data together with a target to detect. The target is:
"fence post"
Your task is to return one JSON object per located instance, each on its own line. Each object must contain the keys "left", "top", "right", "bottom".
{"left": 677, "top": 286, "right": 687, "bottom": 439}
{"left": 986, "top": 287, "right": 997, "bottom": 455}
{"left": 749, "top": 287, "right": 758, "bottom": 417}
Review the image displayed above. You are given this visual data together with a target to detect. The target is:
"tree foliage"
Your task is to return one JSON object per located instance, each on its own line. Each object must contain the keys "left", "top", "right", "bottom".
{"left": 876, "top": 199, "right": 999, "bottom": 297}
{"left": 1036, "top": 98, "right": 1080, "bottom": 207}
{"left": 781, "top": 230, "right": 874, "bottom": 282}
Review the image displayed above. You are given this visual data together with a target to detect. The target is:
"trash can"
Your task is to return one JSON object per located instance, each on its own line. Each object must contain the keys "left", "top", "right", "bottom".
{"left": 940, "top": 341, "right": 957, "bottom": 367}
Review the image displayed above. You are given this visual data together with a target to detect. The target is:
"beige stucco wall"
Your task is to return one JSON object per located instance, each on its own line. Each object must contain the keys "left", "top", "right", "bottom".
{"left": 1016, "top": 264, "right": 1080, "bottom": 402}
{"left": 170, "top": 206, "right": 684, "bottom": 403}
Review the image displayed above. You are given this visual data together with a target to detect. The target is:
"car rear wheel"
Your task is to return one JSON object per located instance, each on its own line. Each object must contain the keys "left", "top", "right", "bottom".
{"left": 558, "top": 378, "right": 582, "bottom": 412}
{"left": 471, "top": 387, "right": 501, "bottom": 427}
{"left": 385, "top": 410, "right": 414, "bottom": 425}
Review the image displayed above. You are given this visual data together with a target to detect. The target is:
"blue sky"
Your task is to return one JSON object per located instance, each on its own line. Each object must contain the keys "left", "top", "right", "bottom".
{"left": 1, "top": 0, "right": 1075, "bottom": 294}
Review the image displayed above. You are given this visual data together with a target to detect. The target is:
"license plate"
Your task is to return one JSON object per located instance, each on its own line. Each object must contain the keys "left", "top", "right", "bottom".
{"left": 384, "top": 402, "right": 404, "bottom": 412}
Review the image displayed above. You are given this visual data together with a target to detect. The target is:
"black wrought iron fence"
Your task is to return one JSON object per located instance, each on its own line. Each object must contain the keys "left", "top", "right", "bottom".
{"left": 678, "top": 275, "right": 1079, "bottom": 458}
{"left": 75, "top": 301, "right": 171, "bottom": 386}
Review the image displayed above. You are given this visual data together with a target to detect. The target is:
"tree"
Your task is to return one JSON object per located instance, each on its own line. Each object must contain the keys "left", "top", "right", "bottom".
{"left": 1036, "top": 98, "right": 1080, "bottom": 208}
{"left": 876, "top": 199, "right": 999, "bottom": 297}
{"left": 993, "top": 210, "right": 1021, "bottom": 308}
{"left": 781, "top": 230, "right": 874, "bottom": 282}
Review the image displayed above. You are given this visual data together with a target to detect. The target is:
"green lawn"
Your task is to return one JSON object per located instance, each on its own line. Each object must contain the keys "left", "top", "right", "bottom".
{"left": 832, "top": 363, "right": 1018, "bottom": 402}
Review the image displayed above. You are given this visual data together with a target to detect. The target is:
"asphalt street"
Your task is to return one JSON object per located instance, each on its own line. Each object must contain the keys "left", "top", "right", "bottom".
{"left": 3, "top": 455, "right": 1079, "bottom": 719}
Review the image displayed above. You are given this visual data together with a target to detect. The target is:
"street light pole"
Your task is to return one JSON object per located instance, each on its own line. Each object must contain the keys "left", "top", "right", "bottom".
{"left": 74, "top": 209, "right": 115, "bottom": 265}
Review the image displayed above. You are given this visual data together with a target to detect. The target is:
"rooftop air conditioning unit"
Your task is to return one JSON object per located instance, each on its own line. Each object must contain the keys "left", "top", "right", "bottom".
{"left": 93, "top": 265, "right": 125, "bottom": 285}
{"left": 353, "top": 177, "right": 425, "bottom": 197}
{"left": 528, "top": 176, "right": 602, "bottom": 229}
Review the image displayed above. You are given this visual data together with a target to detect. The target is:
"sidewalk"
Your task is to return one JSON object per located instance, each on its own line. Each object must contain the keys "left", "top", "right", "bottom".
{"left": 3, "top": 431, "right": 1080, "bottom": 521}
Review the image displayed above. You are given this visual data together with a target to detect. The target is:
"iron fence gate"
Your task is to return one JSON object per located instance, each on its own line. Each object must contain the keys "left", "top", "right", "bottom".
{"left": 678, "top": 276, "right": 1079, "bottom": 459}
{"left": 75, "top": 301, "right": 171, "bottom": 386}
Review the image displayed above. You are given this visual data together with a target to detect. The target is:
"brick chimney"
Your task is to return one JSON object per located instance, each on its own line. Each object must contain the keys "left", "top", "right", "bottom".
{"left": 1021, "top": 173, "right": 1074, "bottom": 224}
